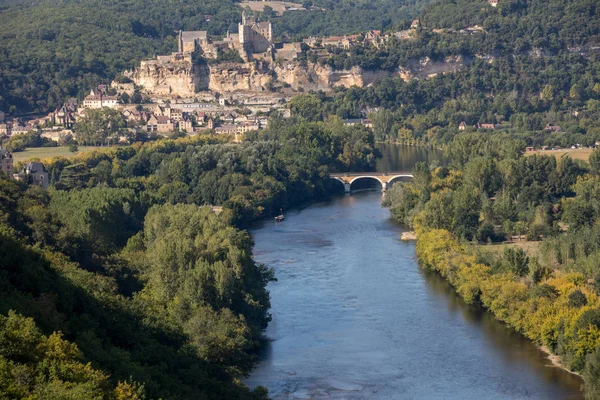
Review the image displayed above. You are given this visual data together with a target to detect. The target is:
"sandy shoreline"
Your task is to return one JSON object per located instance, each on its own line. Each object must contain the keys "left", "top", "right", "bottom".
{"left": 539, "top": 346, "right": 582, "bottom": 377}
{"left": 401, "top": 231, "right": 417, "bottom": 241}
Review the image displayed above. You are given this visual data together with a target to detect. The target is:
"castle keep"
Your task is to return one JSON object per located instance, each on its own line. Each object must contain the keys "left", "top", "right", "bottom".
{"left": 176, "top": 12, "right": 273, "bottom": 61}
{"left": 239, "top": 12, "right": 273, "bottom": 56}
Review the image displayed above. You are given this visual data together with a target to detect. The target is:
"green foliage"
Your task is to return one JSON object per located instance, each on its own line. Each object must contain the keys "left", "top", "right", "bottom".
{"left": 288, "top": 94, "right": 324, "bottom": 121}
{"left": 0, "top": 311, "right": 118, "bottom": 399}
{"left": 50, "top": 187, "right": 143, "bottom": 257}
{"left": 590, "top": 149, "right": 600, "bottom": 176}
{"left": 5, "top": 131, "right": 56, "bottom": 152}
{"left": 584, "top": 347, "right": 600, "bottom": 400}
{"left": 74, "top": 108, "right": 127, "bottom": 145}
{"left": 452, "top": 186, "right": 481, "bottom": 240}
{"left": 569, "top": 289, "right": 588, "bottom": 308}
{"left": 0, "top": 117, "right": 376, "bottom": 399}
{"left": 531, "top": 284, "right": 559, "bottom": 300}
{"left": 210, "top": 48, "right": 245, "bottom": 64}
{"left": 501, "top": 247, "right": 529, "bottom": 277}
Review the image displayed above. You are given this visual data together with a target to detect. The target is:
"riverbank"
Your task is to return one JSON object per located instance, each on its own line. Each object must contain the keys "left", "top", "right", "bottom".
{"left": 246, "top": 192, "right": 584, "bottom": 399}
{"left": 539, "top": 346, "right": 581, "bottom": 377}
{"left": 414, "top": 227, "right": 596, "bottom": 392}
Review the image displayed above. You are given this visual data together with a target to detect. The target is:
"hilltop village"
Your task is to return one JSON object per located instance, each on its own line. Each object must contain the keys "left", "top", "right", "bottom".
{"left": 0, "top": 0, "right": 538, "bottom": 149}
{"left": 0, "top": 13, "right": 431, "bottom": 146}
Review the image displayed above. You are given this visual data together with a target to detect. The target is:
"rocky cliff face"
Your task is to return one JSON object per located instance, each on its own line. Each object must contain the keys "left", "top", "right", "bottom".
{"left": 208, "top": 62, "right": 273, "bottom": 92}
{"left": 127, "top": 60, "right": 209, "bottom": 97}
{"left": 408, "top": 55, "right": 466, "bottom": 78}
{"left": 129, "top": 56, "right": 467, "bottom": 97}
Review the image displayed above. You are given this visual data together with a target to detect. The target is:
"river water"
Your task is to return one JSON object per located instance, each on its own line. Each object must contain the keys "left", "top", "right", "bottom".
{"left": 246, "top": 145, "right": 583, "bottom": 399}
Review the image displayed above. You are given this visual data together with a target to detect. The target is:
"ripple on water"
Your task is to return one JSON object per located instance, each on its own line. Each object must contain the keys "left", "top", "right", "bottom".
{"left": 246, "top": 192, "right": 584, "bottom": 400}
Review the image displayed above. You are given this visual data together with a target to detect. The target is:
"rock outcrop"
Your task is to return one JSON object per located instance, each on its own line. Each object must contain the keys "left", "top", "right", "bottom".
{"left": 208, "top": 61, "right": 273, "bottom": 92}
{"left": 127, "top": 58, "right": 209, "bottom": 97}
{"left": 128, "top": 56, "right": 468, "bottom": 97}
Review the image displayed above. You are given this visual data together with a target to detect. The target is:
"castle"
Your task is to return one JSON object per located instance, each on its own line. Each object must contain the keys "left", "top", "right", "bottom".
{"left": 177, "top": 12, "right": 273, "bottom": 61}
{"left": 239, "top": 12, "right": 273, "bottom": 57}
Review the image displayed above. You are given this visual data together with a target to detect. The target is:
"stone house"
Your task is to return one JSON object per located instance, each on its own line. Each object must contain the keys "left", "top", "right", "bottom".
{"left": 214, "top": 124, "right": 238, "bottom": 135}
{"left": 545, "top": 124, "right": 562, "bottom": 132}
{"left": 0, "top": 123, "right": 11, "bottom": 136}
{"left": 156, "top": 116, "right": 175, "bottom": 134}
{"left": 14, "top": 162, "right": 48, "bottom": 189}
{"left": 83, "top": 89, "right": 118, "bottom": 109}
{"left": 364, "top": 30, "right": 384, "bottom": 48}
{"left": 11, "top": 124, "right": 30, "bottom": 135}
{"left": 459, "top": 121, "right": 468, "bottom": 130}
{"left": 179, "top": 30, "right": 210, "bottom": 54}
{"left": 146, "top": 115, "right": 159, "bottom": 133}
{"left": 0, "top": 149, "right": 14, "bottom": 178}
{"left": 52, "top": 104, "right": 78, "bottom": 128}
{"left": 178, "top": 117, "right": 194, "bottom": 133}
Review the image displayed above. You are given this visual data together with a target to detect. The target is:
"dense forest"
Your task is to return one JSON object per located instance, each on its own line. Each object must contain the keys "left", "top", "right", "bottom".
{"left": 273, "top": 0, "right": 428, "bottom": 40}
{"left": 384, "top": 132, "right": 600, "bottom": 398}
{"left": 0, "top": 116, "right": 376, "bottom": 398}
{"left": 0, "top": 0, "right": 425, "bottom": 114}
{"left": 292, "top": 0, "right": 600, "bottom": 148}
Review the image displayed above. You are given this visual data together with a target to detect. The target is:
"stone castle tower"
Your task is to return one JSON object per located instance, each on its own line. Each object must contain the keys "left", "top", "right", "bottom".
{"left": 239, "top": 11, "right": 273, "bottom": 57}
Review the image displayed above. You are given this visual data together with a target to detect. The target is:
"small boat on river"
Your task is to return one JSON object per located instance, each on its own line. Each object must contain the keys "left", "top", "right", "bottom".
{"left": 275, "top": 209, "right": 285, "bottom": 222}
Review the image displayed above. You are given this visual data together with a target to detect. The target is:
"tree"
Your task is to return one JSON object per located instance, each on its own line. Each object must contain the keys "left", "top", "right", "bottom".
{"left": 590, "top": 149, "right": 600, "bottom": 176}
{"left": 541, "top": 85, "right": 555, "bottom": 101}
{"left": 69, "top": 143, "right": 79, "bottom": 153}
{"left": 74, "top": 108, "right": 126, "bottom": 145}
{"left": 568, "top": 289, "right": 588, "bottom": 308}
{"left": 583, "top": 347, "right": 600, "bottom": 400}
{"left": 421, "top": 189, "right": 453, "bottom": 230}
{"left": 452, "top": 186, "right": 481, "bottom": 240}
{"left": 372, "top": 109, "right": 395, "bottom": 141}
{"left": 502, "top": 247, "right": 529, "bottom": 276}
{"left": 288, "top": 94, "right": 323, "bottom": 122}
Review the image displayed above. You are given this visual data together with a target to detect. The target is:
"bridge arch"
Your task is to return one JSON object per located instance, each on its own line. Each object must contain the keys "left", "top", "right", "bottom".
{"left": 349, "top": 176, "right": 383, "bottom": 192}
{"left": 326, "top": 177, "right": 346, "bottom": 193}
{"left": 387, "top": 175, "right": 414, "bottom": 187}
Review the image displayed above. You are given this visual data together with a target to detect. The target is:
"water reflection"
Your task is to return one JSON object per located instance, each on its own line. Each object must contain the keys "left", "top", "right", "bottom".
{"left": 375, "top": 143, "right": 449, "bottom": 172}
{"left": 246, "top": 191, "right": 583, "bottom": 399}
{"left": 247, "top": 146, "right": 582, "bottom": 399}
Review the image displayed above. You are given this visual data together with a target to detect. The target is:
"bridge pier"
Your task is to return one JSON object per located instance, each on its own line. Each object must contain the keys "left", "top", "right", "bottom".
{"left": 344, "top": 183, "right": 351, "bottom": 193}
{"left": 382, "top": 182, "right": 388, "bottom": 192}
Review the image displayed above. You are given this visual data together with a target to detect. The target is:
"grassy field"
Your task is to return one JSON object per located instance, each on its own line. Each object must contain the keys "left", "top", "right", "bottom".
{"left": 239, "top": 1, "right": 304, "bottom": 15}
{"left": 476, "top": 240, "right": 542, "bottom": 258}
{"left": 526, "top": 147, "right": 593, "bottom": 161}
{"left": 12, "top": 146, "right": 114, "bottom": 163}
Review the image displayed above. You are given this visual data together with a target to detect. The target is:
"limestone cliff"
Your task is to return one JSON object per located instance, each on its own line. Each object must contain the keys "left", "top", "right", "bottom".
{"left": 208, "top": 62, "right": 273, "bottom": 92}
{"left": 408, "top": 55, "right": 467, "bottom": 78}
{"left": 274, "top": 62, "right": 410, "bottom": 89}
{"left": 128, "top": 56, "right": 468, "bottom": 97}
{"left": 127, "top": 59, "right": 209, "bottom": 97}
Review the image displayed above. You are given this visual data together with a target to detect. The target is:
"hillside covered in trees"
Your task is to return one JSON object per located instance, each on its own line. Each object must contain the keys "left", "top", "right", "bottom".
{"left": 384, "top": 132, "right": 600, "bottom": 398}
{"left": 0, "top": 116, "right": 376, "bottom": 398}
{"left": 0, "top": 0, "right": 427, "bottom": 114}
{"left": 299, "top": 0, "right": 600, "bottom": 150}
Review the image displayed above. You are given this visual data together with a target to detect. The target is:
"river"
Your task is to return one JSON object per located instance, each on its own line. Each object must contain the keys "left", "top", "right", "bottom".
{"left": 246, "top": 145, "right": 583, "bottom": 400}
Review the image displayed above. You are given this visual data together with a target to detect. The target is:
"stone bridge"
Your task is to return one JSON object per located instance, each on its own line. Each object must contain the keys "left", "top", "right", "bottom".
{"left": 330, "top": 172, "right": 413, "bottom": 192}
